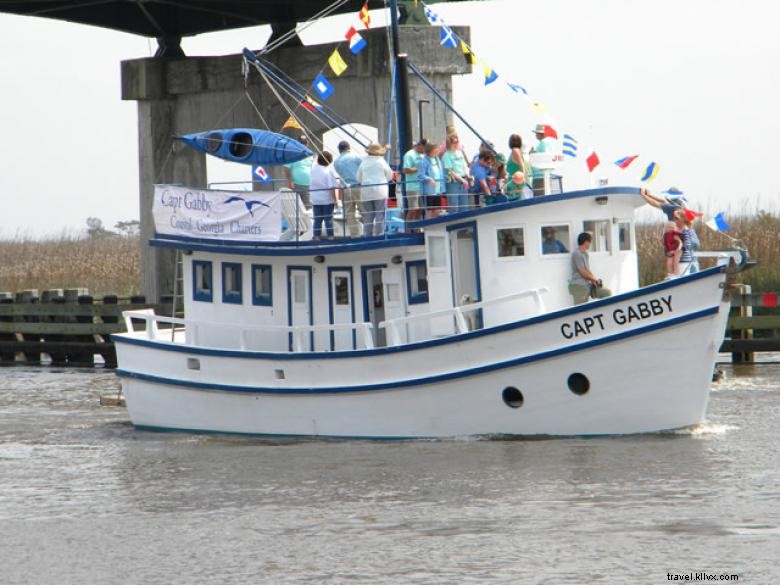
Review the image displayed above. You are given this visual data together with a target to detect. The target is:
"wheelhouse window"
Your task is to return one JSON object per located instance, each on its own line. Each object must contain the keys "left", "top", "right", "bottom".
{"left": 193, "top": 260, "right": 213, "bottom": 302}
{"left": 406, "top": 260, "right": 429, "bottom": 304}
{"left": 251, "top": 264, "right": 272, "bottom": 306}
{"left": 540, "top": 225, "right": 570, "bottom": 255}
{"left": 617, "top": 221, "right": 632, "bottom": 251}
{"left": 497, "top": 228, "right": 525, "bottom": 258}
{"left": 583, "top": 220, "right": 611, "bottom": 252}
{"left": 222, "top": 262, "right": 243, "bottom": 304}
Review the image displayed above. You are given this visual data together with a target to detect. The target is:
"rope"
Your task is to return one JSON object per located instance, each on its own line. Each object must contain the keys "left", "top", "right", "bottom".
{"left": 257, "top": 0, "right": 351, "bottom": 56}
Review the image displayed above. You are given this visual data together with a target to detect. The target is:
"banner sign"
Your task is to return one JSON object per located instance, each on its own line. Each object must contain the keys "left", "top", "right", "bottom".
{"left": 153, "top": 185, "right": 282, "bottom": 242}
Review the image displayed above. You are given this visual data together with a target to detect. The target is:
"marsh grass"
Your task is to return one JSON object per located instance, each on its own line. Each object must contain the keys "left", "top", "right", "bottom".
{"left": 0, "top": 233, "right": 140, "bottom": 297}
{"left": 637, "top": 210, "right": 780, "bottom": 290}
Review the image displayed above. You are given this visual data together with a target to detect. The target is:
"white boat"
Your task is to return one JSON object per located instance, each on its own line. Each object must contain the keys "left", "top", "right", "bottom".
{"left": 113, "top": 182, "right": 747, "bottom": 438}
{"left": 113, "top": 0, "right": 750, "bottom": 439}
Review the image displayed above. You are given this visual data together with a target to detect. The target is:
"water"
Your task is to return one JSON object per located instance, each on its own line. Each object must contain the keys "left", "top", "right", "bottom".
{"left": 1, "top": 361, "right": 778, "bottom": 585}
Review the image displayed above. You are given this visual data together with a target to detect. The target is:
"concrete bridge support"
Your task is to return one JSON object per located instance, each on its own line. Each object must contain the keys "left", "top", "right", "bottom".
{"left": 122, "top": 26, "right": 471, "bottom": 302}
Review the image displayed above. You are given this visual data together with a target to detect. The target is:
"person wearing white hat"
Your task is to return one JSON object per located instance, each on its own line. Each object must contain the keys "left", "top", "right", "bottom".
{"left": 356, "top": 144, "right": 393, "bottom": 236}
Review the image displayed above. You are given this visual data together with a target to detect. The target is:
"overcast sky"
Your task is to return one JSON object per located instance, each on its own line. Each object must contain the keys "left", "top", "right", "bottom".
{"left": 0, "top": 0, "right": 777, "bottom": 236}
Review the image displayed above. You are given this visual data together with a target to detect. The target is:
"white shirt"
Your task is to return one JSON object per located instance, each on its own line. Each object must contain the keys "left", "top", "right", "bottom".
{"left": 356, "top": 156, "right": 393, "bottom": 201}
{"left": 309, "top": 162, "right": 340, "bottom": 205}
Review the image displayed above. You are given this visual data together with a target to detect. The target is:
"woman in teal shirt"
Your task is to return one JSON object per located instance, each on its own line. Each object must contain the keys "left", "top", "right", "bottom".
{"left": 441, "top": 134, "right": 470, "bottom": 212}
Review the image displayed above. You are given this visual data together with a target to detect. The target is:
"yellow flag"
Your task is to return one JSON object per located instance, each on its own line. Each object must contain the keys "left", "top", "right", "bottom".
{"left": 530, "top": 100, "right": 546, "bottom": 113}
{"left": 328, "top": 49, "right": 348, "bottom": 76}
{"left": 282, "top": 115, "right": 303, "bottom": 131}
{"left": 460, "top": 40, "right": 477, "bottom": 65}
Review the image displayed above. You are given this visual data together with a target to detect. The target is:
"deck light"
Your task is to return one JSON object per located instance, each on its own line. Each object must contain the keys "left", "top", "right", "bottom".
{"left": 391, "top": 255, "right": 403, "bottom": 264}
{"left": 314, "top": 255, "right": 326, "bottom": 263}
{"left": 595, "top": 196, "right": 608, "bottom": 205}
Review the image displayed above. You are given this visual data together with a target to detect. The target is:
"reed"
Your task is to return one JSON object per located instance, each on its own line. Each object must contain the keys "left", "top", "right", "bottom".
{"left": 637, "top": 210, "right": 780, "bottom": 291}
{"left": 0, "top": 233, "right": 140, "bottom": 297}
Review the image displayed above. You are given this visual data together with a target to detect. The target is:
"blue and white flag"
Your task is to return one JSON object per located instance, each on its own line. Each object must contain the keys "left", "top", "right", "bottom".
{"left": 440, "top": 24, "right": 457, "bottom": 48}
{"left": 705, "top": 211, "right": 730, "bottom": 232}
{"left": 562, "top": 134, "right": 578, "bottom": 158}
{"left": 424, "top": 4, "right": 440, "bottom": 24}
{"left": 507, "top": 82, "right": 528, "bottom": 95}
{"left": 312, "top": 73, "right": 334, "bottom": 100}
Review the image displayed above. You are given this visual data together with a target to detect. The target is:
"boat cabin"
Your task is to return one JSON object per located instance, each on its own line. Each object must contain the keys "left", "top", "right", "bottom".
{"left": 152, "top": 185, "right": 643, "bottom": 353}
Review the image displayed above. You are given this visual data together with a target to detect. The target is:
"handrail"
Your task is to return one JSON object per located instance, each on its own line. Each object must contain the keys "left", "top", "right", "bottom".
{"left": 122, "top": 310, "right": 375, "bottom": 351}
{"left": 378, "top": 287, "right": 550, "bottom": 346}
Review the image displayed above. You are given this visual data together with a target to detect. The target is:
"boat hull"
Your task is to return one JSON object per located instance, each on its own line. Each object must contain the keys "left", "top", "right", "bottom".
{"left": 115, "top": 269, "right": 731, "bottom": 438}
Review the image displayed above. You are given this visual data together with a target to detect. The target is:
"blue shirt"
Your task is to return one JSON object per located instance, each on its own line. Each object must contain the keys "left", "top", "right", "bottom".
{"left": 470, "top": 161, "right": 491, "bottom": 194}
{"left": 333, "top": 152, "right": 363, "bottom": 186}
{"left": 418, "top": 155, "right": 443, "bottom": 196}
{"left": 542, "top": 239, "right": 568, "bottom": 254}
{"left": 660, "top": 203, "right": 682, "bottom": 221}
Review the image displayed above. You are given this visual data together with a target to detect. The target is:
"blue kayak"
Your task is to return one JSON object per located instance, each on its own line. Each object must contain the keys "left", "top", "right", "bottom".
{"left": 177, "top": 128, "right": 313, "bottom": 166}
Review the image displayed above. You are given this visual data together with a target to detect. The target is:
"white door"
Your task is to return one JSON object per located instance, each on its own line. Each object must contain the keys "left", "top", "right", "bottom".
{"left": 330, "top": 269, "right": 354, "bottom": 350}
{"left": 381, "top": 267, "right": 405, "bottom": 344}
{"left": 288, "top": 268, "right": 312, "bottom": 351}
{"left": 449, "top": 225, "right": 481, "bottom": 329}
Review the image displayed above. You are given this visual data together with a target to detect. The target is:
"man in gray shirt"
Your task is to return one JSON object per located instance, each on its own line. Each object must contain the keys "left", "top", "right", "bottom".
{"left": 569, "top": 232, "right": 612, "bottom": 305}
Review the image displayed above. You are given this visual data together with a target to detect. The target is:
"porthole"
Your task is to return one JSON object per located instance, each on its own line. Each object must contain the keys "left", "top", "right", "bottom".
{"left": 502, "top": 386, "right": 524, "bottom": 408}
{"left": 567, "top": 373, "right": 590, "bottom": 396}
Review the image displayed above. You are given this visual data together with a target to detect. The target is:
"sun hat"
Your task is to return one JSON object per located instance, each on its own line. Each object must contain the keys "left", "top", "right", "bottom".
{"left": 366, "top": 143, "right": 387, "bottom": 156}
{"left": 534, "top": 124, "right": 546, "bottom": 134}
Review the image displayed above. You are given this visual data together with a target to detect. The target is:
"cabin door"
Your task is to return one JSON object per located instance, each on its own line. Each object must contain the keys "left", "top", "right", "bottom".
{"left": 363, "top": 266, "right": 387, "bottom": 347}
{"left": 448, "top": 223, "right": 482, "bottom": 328}
{"left": 381, "top": 267, "right": 405, "bottom": 344}
{"left": 329, "top": 268, "right": 355, "bottom": 350}
{"left": 287, "top": 267, "right": 313, "bottom": 351}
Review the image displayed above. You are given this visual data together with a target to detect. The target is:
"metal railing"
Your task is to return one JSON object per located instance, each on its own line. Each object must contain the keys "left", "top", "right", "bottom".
{"left": 379, "top": 287, "right": 550, "bottom": 346}
{"left": 122, "top": 310, "right": 375, "bottom": 352}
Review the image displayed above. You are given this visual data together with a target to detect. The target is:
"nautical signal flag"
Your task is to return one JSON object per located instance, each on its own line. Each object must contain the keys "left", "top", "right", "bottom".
{"left": 683, "top": 208, "right": 703, "bottom": 222}
{"left": 705, "top": 211, "right": 730, "bottom": 232}
{"left": 562, "top": 134, "right": 578, "bottom": 158}
{"left": 301, "top": 95, "right": 323, "bottom": 113}
{"left": 441, "top": 24, "right": 457, "bottom": 48}
{"left": 328, "top": 49, "right": 348, "bottom": 76}
{"left": 614, "top": 155, "right": 638, "bottom": 169}
{"left": 586, "top": 151, "right": 600, "bottom": 172}
{"left": 359, "top": 2, "right": 371, "bottom": 29}
{"left": 461, "top": 40, "right": 477, "bottom": 65}
{"left": 530, "top": 100, "right": 546, "bottom": 113}
{"left": 424, "top": 4, "right": 440, "bottom": 24}
{"left": 640, "top": 161, "right": 660, "bottom": 182}
{"left": 312, "top": 73, "right": 334, "bottom": 100}
{"left": 252, "top": 165, "right": 270, "bottom": 184}
{"left": 542, "top": 125, "right": 558, "bottom": 140}
{"left": 346, "top": 26, "right": 367, "bottom": 55}
{"left": 507, "top": 82, "right": 528, "bottom": 95}
{"left": 483, "top": 64, "right": 498, "bottom": 85}
{"left": 282, "top": 115, "right": 303, "bottom": 131}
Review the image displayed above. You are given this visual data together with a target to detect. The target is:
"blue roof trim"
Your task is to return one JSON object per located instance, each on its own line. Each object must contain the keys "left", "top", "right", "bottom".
{"left": 113, "top": 265, "right": 727, "bottom": 360}
{"left": 409, "top": 186, "right": 642, "bottom": 228}
{"left": 151, "top": 233, "right": 424, "bottom": 256}
{"left": 116, "top": 306, "right": 719, "bottom": 395}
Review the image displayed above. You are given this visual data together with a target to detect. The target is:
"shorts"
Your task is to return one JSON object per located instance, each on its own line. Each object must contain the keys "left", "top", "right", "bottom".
{"left": 405, "top": 192, "right": 421, "bottom": 210}
{"left": 425, "top": 195, "right": 443, "bottom": 209}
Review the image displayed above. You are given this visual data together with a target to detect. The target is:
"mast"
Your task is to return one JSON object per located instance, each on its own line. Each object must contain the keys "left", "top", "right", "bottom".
{"left": 389, "top": 0, "right": 413, "bottom": 207}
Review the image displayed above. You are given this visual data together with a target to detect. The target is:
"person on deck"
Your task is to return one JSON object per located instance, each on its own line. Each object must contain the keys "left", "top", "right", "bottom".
{"left": 402, "top": 139, "right": 427, "bottom": 223}
{"left": 505, "top": 171, "right": 529, "bottom": 200}
{"left": 506, "top": 134, "right": 534, "bottom": 199}
{"left": 418, "top": 142, "right": 445, "bottom": 217}
{"left": 662, "top": 220, "right": 683, "bottom": 279}
{"left": 569, "top": 232, "right": 612, "bottom": 305}
{"left": 282, "top": 134, "right": 314, "bottom": 210}
{"left": 639, "top": 187, "right": 687, "bottom": 221}
{"left": 356, "top": 143, "right": 393, "bottom": 237}
{"left": 442, "top": 133, "right": 470, "bottom": 212}
{"left": 469, "top": 152, "right": 494, "bottom": 207}
{"left": 675, "top": 209, "right": 701, "bottom": 276}
{"left": 333, "top": 141, "right": 363, "bottom": 237}
{"left": 309, "top": 151, "right": 340, "bottom": 240}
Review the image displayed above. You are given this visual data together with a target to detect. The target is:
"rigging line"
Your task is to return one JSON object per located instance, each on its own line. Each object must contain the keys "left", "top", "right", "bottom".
{"left": 253, "top": 57, "right": 374, "bottom": 144}
{"left": 258, "top": 0, "right": 351, "bottom": 56}
{"left": 210, "top": 92, "right": 255, "bottom": 130}
{"left": 243, "top": 91, "right": 271, "bottom": 131}
{"left": 250, "top": 59, "right": 372, "bottom": 147}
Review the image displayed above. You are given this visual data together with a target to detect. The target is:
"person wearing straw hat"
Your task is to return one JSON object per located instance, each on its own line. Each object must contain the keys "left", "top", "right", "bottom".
{"left": 356, "top": 143, "right": 393, "bottom": 236}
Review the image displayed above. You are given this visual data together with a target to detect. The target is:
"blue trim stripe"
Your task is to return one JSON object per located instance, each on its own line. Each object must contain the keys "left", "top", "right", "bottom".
{"left": 113, "top": 266, "right": 727, "bottom": 360}
{"left": 116, "top": 306, "right": 719, "bottom": 395}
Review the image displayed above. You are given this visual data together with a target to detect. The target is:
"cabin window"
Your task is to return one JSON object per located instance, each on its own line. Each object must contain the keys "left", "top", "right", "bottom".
{"left": 334, "top": 276, "right": 350, "bottom": 305}
{"left": 583, "top": 220, "right": 611, "bottom": 252}
{"left": 252, "top": 264, "right": 273, "bottom": 306}
{"left": 193, "top": 260, "right": 213, "bottom": 302}
{"left": 428, "top": 235, "right": 447, "bottom": 269}
{"left": 540, "top": 225, "right": 570, "bottom": 255}
{"left": 222, "top": 263, "right": 243, "bottom": 304}
{"left": 618, "top": 221, "right": 632, "bottom": 251}
{"left": 496, "top": 228, "right": 525, "bottom": 258}
{"left": 406, "top": 260, "right": 429, "bottom": 304}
